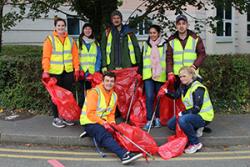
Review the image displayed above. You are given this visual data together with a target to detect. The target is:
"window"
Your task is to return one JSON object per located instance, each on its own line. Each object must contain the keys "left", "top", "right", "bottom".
{"left": 67, "top": 17, "right": 80, "bottom": 35}
{"left": 216, "top": 3, "right": 232, "bottom": 37}
{"left": 247, "top": 4, "right": 250, "bottom": 36}
{"left": 136, "top": 19, "right": 152, "bottom": 36}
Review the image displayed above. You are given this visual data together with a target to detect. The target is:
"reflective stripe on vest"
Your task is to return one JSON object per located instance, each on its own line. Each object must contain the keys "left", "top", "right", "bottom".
{"left": 142, "top": 42, "right": 167, "bottom": 82}
{"left": 80, "top": 87, "right": 117, "bottom": 125}
{"left": 79, "top": 42, "right": 98, "bottom": 74}
{"left": 170, "top": 35, "right": 198, "bottom": 75}
{"left": 106, "top": 32, "right": 136, "bottom": 65}
{"left": 48, "top": 34, "right": 73, "bottom": 74}
{"left": 181, "top": 81, "right": 214, "bottom": 122}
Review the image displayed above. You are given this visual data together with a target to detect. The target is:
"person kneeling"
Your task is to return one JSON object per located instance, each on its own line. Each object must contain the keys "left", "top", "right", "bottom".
{"left": 80, "top": 71, "right": 142, "bottom": 164}
{"left": 165, "top": 67, "right": 214, "bottom": 154}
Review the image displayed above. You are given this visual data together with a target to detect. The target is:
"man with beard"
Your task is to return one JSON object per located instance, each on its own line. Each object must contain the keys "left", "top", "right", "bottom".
{"left": 166, "top": 14, "right": 207, "bottom": 88}
{"left": 101, "top": 10, "right": 141, "bottom": 71}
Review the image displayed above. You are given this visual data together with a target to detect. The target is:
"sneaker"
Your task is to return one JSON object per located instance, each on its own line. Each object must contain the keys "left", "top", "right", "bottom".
{"left": 121, "top": 152, "right": 143, "bottom": 165}
{"left": 196, "top": 127, "right": 204, "bottom": 137}
{"left": 143, "top": 121, "right": 152, "bottom": 131}
{"left": 63, "top": 120, "right": 75, "bottom": 126}
{"left": 184, "top": 143, "right": 203, "bottom": 154}
{"left": 52, "top": 118, "right": 65, "bottom": 128}
{"left": 154, "top": 118, "right": 161, "bottom": 128}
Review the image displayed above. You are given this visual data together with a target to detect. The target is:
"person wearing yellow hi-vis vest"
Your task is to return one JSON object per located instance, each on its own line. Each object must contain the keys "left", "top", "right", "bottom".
{"left": 42, "top": 17, "right": 80, "bottom": 128}
{"left": 141, "top": 25, "right": 167, "bottom": 131}
{"left": 167, "top": 14, "right": 207, "bottom": 89}
{"left": 101, "top": 10, "right": 141, "bottom": 71}
{"left": 77, "top": 23, "right": 102, "bottom": 108}
{"left": 80, "top": 72, "right": 142, "bottom": 165}
{"left": 165, "top": 67, "right": 214, "bottom": 154}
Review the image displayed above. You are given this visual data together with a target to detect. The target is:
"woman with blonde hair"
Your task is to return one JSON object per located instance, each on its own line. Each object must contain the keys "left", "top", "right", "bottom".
{"left": 165, "top": 66, "right": 214, "bottom": 154}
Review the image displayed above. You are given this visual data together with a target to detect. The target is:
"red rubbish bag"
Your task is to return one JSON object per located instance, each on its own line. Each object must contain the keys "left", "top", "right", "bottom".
{"left": 113, "top": 123, "right": 158, "bottom": 155}
{"left": 42, "top": 78, "right": 81, "bottom": 121}
{"left": 158, "top": 99, "right": 188, "bottom": 160}
{"left": 86, "top": 72, "right": 103, "bottom": 88}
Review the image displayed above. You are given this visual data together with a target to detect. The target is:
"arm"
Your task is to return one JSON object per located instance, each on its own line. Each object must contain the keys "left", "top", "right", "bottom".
{"left": 130, "top": 33, "right": 141, "bottom": 67}
{"left": 166, "top": 87, "right": 182, "bottom": 99}
{"left": 166, "top": 42, "right": 174, "bottom": 73}
{"left": 101, "top": 31, "right": 108, "bottom": 68}
{"left": 86, "top": 90, "right": 106, "bottom": 125}
{"left": 42, "top": 38, "right": 52, "bottom": 72}
{"left": 95, "top": 45, "right": 102, "bottom": 72}
{"left": 182, "top": 87, "right": 205, "bottom": 115}
{"left": 72, "top": 40, "right": 80, "bottom": 71}
{"left": 193, "top": 37, "right": 207, "bottom": 69}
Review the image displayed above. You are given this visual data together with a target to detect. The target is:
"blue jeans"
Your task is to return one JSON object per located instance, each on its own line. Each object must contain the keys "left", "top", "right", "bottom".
{"left": 144, "top": 79, "right": 163, "bottom": 121}
{"left": 84, "top": 124, "right": 127, "bottom": 159}
{"left": 167, "top": 114, "right": 205, "bottom": 145}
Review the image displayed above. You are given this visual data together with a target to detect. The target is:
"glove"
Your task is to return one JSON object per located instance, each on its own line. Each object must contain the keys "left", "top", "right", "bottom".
{"left": 79, "top": 70, "right": 85, "bottom": 80}
{"left": 74, "top": 70, "right": 80, "bottom": 82}
{"left": 157, "top": 82, "right": 168, "bottom": 97}
{"left": 168, "top": 72, "right": 175, "bottom": 85}
{"left": 103, "top": 122, "right": 114, "bottom": 134}
{"left": 178, "top": 112, "right": 183, "bottom": 117}
{"left": 42, "top": 72, "right": 50, "bottom": 81}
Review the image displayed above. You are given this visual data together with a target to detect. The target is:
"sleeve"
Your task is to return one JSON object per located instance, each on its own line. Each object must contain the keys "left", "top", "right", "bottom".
{"left": 166, "top": 41, "right": 174, "bottom": 73}
{"left": 72, "top": 40, "right": 80, "bottom": 71}
{"left": 130, "top": 33, "right": 142, "bottom": 68}
{"left": 42, "top": 37, "right": 52, "bottom": 72}
{"left": 182, "top": 87, "right": 205, "bottom": 115}
{"left": 166, "top": 87, "right": 182, "bottom": 99}
{"left": 95, "top": 45, "right": 102, "bottom": 72}
{"left": 193, "top": 37, "right": 207, "bottom": 69}
{"left": 100, "top": 31, "right": 108, "bottom": 68}
{"left": 86, "top": 90, "right": 106, "bottom": 125}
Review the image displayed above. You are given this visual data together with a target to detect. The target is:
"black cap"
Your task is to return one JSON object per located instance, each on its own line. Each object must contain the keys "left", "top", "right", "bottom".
{"left": 176, "top": 14, "right": 188, "bottom": 23}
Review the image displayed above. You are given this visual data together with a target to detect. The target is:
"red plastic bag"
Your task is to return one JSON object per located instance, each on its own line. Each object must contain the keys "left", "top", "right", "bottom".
{"left": 42, "top": 78, "right": 81, "bottom": 121}
{"left": 159, "top": 96, "right": 174, "bottom": 126}
{"left": 86, "top": 72, "right": 103, "bottom": 88}
{"left": 158, "top": 99, "right": 188, "bottom": 160}
{"left": 113, "top": 123, "right": 158, "bottom": 155}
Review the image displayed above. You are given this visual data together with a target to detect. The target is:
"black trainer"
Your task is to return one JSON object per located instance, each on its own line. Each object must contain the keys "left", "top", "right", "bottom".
{"left": 121, "top": 152, "right": 143, "bottom": 165}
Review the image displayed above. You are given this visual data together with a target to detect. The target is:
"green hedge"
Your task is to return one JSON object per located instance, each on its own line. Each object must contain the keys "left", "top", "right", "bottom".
{"left": 0, "top": 46, "right": 249, "bottom": 113}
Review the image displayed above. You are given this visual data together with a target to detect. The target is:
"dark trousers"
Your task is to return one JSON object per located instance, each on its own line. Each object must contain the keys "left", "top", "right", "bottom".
{"left": 78, "top": 80, "right": 92, "bottom": 109}
{"left": 144, "top": 79, "right": 163, "bottom": 121}
{"left": 84, "top": 124, "right": 127, "bottom": 159}
{"left": 167, "top": 114, "right": 205, "bottom": 145}
{"left": 50, "top": 71, "right": 74, "bottom": 118}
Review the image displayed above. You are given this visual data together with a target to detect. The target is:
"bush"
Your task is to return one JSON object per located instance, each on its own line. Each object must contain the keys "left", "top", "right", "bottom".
{"left": 200, "top": 54, "right": 250, "bottom": 113}
{"left": 0, "top": 46, "right": 249, "bottom": 114}
{"left": 0, "top": 45, "right": 50, "bottom": 113}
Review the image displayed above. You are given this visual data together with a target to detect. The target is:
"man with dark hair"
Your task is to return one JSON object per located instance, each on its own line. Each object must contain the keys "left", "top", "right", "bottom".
{"left": 167, "top": 14, "right": 207, "bottom": 88}
{"left": 80, "top": 71, "right": 142, "bottom": 165}
{"left": 101, "top": 10, "right": 141, "bottom": 71}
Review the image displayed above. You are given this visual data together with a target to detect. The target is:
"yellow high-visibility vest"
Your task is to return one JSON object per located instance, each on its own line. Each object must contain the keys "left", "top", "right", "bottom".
{"left": 170, "top": 35, "right": 198, "bottom": 75}
{"left": 182, "top": 81, "right": 214, "bottom": 122}
{"left": 142, "top": 42, "right": 167, "bottom": 82}
{"left": 80, "top": 87, "right": 117, "bottom": 125}
{"left": 78, "top": 42, "right": 98, "bottom": 74}
{"left": 48, "top": 34, "right": 73, "bottom": 74}
{"left": 106, "top": 32, "right": 136, "bottom": 65}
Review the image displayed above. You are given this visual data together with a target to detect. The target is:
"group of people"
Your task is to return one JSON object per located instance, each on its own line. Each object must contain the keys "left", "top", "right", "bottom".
{"left": 41, "top": 10, "right": 214, "bottom": 165}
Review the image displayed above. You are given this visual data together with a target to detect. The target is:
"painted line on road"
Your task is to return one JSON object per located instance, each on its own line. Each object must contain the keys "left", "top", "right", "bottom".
{"left": 48, "top": 160, "right": 65, "bottom": 167}
{"left": 0, "top": 148, "right": 250, "bottom": 156}
{"left": 0, "top": 153, "right": 249, "bottom": 161}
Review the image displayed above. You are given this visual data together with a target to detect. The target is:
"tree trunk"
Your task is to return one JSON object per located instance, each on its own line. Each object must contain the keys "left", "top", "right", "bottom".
{"left": 0, "top": 0, "right": 4, "bottom": 53}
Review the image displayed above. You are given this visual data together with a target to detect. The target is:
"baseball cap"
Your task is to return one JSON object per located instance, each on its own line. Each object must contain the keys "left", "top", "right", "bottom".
{"left": 176, "top": 14, "right": 188, "bottom": 23}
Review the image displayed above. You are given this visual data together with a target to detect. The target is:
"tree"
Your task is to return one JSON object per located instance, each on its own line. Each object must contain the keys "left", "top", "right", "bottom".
{"left": 128, "top": 0, "right": 249, "bottom": 35}
{"left": 0, "top": 0, "right": 121, "bottom": 52}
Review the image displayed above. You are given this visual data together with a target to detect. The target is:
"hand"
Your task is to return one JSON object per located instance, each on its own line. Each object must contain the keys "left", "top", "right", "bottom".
{"left": 178, "top": 112, "right": 182, "bottom": 117}
{"left": 79, "top": 70, "right": 85, "bottom": 80}
{"left": 168, "top": 72, "right": 175, "bottom": 85}
{"left": 157, "top": 82, "right": 168, "bottom": 97}
{"left": 42, "top": 72, "right": 50, "bottom": 81}
{"left": 103, "top": 122, "right": 114, "bottom": 134}
{"left": 74, "top": 70, "right": 80, "bottom": 82}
